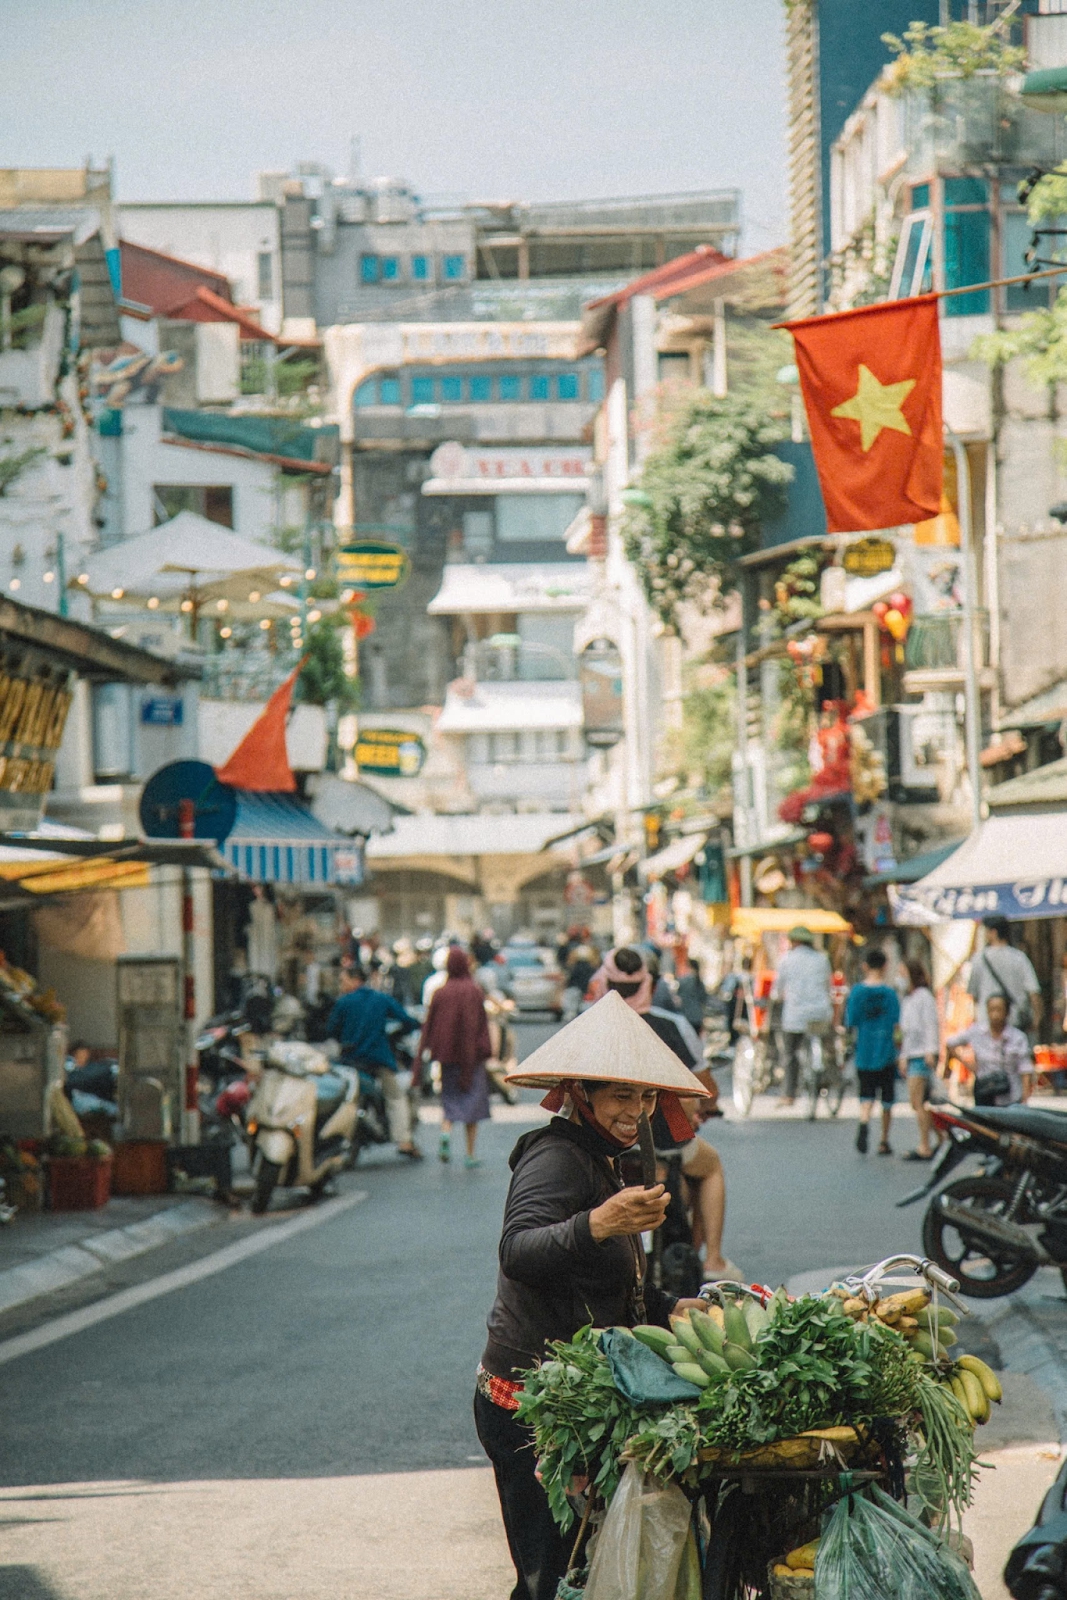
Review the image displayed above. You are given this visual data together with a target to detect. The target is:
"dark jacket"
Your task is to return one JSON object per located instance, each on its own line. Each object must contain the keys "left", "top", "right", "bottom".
{"left": 482, "top": 1117, "right": 676, "bottom": 1379}
{"left": 326, "top": 987, "right": 418, "bottom": 1071}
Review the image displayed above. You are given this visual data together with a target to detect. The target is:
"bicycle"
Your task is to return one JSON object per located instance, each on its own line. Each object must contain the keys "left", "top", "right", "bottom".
{"left": 800, "top": 1026, "right": 848, "bottom": 1120}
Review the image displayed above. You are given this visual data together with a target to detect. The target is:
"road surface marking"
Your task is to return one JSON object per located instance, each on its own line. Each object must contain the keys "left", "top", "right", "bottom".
{"left": 0, "top": 1190, "right": 367, "bottom": 1368}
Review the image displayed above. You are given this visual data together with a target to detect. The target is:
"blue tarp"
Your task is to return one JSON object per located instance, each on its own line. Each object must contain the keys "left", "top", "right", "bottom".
{"left": 161, "top": 409, "right": 337, "bottom": 466}
{"left": 224, "top": 792, "right": 363, "bottom": 887}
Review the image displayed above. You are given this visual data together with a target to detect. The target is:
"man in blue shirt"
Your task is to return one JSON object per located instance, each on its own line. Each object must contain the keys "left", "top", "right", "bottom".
{"left": 327, "top": 967, "right": 422, "bottom": 1159}
{"left": 845, "top": 947, "right": 901, "bottom": 1156}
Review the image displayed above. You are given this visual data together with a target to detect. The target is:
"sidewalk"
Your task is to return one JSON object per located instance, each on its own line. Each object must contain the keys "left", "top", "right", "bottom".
{"left": 0, "top": 1193, "right": 225, "bottom": 1318}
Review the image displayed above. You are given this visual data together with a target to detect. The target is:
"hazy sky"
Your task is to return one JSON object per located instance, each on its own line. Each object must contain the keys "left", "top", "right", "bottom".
{"left": 0, "top": 0, "right": 786, "bottom": 250}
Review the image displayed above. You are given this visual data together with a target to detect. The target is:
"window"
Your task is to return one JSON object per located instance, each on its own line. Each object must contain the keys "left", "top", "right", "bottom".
{"left": 360, "top": 254, "right": 379, "bottom": 284}
{"left": 410, "top": 375, "right": 435, "bottom": 406}
{"left": 529, "top": 373, "right": 550, "bottom": 401}
{"left": 439, "top": 375, "right": 462, "bottom": 402}
{"left": 468, "top": 374, "right": 491, "bottom": 402}
{"left": 257, "top": 251, "right": 273, "bottom": 299}
{"left": 354, "top": 379, "right": 377, "bottom": 407}
{"left": 890, "top": 211, "right": 933, "bottom": 298}
{"left": 498, "top": 374, "right": 521, "bottom": 401}
{"left": 411, "top": 254, "right": 430, "bottom": 281}
{"left": 496, "top": 493, "right": 585, "bottom": 543}
{"left": 442, "top": 254, "right": 466, "bottom": 280}
{"left": 378, "top": 376, "right": 401, "bottom": 406}
{"left": 587, "top": 367, "right": 605, "bottom": 403}
{"left": 943, "top": 177, "right": 990, "bottom": 316}
{"left": 380, "top": 255, "right": 400, "bottom": 281}
{"left": 463, "top": 510, "right": 493, "bottom": 558}
{"left": 153, "top": 486, "right": 233, "bottom": 528}
{"left": 556, "top": 372, "right": 580, "bottom": 400}
{"left": 911, "top": 183, "right": 930, "bottom": 209}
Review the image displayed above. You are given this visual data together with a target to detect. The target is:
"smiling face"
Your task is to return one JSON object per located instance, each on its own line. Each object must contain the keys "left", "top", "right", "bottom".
{"left": 585, "top": 1082, "right": 658, "bottom": 1145}
{"left": 986, "top": 995, "right": 1009, "bottom": 1032}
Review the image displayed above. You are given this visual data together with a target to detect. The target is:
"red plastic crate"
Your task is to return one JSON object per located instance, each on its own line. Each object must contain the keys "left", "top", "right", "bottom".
{"left": 48, "top": 1156, "right": 112, "bottom": 1211}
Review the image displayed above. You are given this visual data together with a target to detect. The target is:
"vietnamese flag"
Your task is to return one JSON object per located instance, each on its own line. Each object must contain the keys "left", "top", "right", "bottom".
{"left": 781, "top": 295, "right": 942, "bottom": 534}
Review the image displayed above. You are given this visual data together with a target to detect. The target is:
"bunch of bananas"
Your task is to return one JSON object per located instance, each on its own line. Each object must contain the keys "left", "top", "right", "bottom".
{"left": 824, "top": 1284, "right": 1002, "bottom": 1425}
{"left": 634, "top": 1295, "right": 774, "bottom": 1387}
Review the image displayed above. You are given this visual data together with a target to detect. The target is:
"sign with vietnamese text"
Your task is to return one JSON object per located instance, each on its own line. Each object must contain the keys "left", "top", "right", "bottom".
{"left": 354, "top": 728, "right": 426, "bottom": 777}
{"left": 336, "top": 541, "right": 409, "bottom": 591}
{"left": 842, "top": 537, "right": 896, "bottom": 577}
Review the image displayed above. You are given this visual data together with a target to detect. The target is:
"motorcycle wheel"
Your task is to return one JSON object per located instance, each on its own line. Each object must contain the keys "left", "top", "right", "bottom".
{"left": 921, "top": 1173, "right": 1038, "bottom": 1299}
{"left": 251, "top": 1158, "right": 282, "bottom": 1216}
{"left": 826, "top": 1058, "right": 846, "bottom": 1118}
{"left": 732, "top": 1036, "right": 756, "bottom": 1116}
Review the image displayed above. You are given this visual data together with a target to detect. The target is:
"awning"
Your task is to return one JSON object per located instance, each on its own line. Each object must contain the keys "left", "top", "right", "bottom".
{"left": 731, "top": 907, "right": 852, "bottom": 939}
{"left": 863, "top": 839, "right": 964, "bottom": 889}
{"left": 437, "top": 682, "right": 582, "bottom": 734}
{"left": 900, "top": 812, "right": 1067, "bottom": 921}
{"left": 0, "top": 856, "right": 150, "bottom": 895}
{"left": 642, "top": 834, "right": 706, "bottom": 878}
{"left": 427, "top": 564, "right": 592, "bottom": 616}
{"left": 223, "top": 793, "right": 364, "bottom": 887}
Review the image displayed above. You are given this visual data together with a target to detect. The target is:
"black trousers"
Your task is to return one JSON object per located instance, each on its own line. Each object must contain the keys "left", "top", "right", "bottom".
{"left": 474, "top": 1388, "right": 573, "bottom": 1600}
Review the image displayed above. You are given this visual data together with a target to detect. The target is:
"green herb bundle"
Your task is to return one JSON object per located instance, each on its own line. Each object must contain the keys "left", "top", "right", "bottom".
{"left": 516, "top": 1325, "right": 643, "bottom": 1530}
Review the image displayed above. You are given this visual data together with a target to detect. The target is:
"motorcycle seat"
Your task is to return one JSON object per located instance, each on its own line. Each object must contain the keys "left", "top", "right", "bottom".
{"left": 968, "top": 1103, "right": 1067, "bottom": 1146}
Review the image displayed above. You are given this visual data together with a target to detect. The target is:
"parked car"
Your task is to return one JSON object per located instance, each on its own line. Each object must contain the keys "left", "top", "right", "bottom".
{"left": 498, "top": 940, "right": 564, "bottom": 1017}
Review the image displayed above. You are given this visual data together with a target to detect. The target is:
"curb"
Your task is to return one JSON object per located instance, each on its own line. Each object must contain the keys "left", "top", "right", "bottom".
{"left": 0, "top": 1198, "right": 223, "bottom": 1318}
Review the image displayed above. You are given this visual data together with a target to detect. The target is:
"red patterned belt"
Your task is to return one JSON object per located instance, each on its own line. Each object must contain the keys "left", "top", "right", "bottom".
{"left": 476, "top": 1363, "right": 523, "bottom": 1412}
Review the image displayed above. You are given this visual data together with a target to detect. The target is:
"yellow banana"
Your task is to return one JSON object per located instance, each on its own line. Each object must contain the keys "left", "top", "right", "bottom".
{"left": 950, "top": 1375, "right": 974, "bottom": 1422}
{"left": 956, "top": 1353, "right": 1003, "bottom": 1404}
{"left": 958, "top": 1368, "right": 990, "bottom": 1423}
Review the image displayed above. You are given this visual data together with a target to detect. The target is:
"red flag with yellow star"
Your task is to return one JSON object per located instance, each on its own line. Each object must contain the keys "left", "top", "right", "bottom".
{"left": 782, "top": 295, "right": 942, "bottom": 533}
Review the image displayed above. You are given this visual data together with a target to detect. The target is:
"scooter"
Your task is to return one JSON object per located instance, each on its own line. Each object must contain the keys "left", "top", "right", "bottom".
{"left": 899, "top": 1099, "right": 1067, "bottom": 1299}
{"left": 349, "top": 1026, "right": 421, "bottom": 1162}
{"left": 196, "top": 1011, "right": 251, "bottom": 1089}
{"left": 245, "top": 1040, "right": 359, "bottom": 1213}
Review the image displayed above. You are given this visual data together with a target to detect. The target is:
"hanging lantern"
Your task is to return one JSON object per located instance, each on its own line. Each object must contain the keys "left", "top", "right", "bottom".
{"left": 807, "top": 830, "right": 834, "bottom": 855}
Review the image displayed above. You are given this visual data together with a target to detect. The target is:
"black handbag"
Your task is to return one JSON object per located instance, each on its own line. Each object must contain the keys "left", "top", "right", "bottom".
{"left": 974, "top": 1069, "right": 1011, "bottom": 1105}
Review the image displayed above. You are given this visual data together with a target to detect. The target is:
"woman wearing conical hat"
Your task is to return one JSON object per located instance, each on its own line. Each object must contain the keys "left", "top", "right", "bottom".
{"left": 474, "top": 992, "right": 710, "bottom": 1600}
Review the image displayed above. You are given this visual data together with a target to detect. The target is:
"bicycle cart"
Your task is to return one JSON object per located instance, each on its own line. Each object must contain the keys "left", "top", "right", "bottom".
{"left": 519, "top": 1257, "right": 988, "bottom": 1600}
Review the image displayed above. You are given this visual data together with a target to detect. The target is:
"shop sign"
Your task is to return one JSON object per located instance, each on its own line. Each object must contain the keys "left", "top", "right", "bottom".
{"left": 141, "top": 695, "right": 184, "bottom": 727}
{"left": 354, "top": 728, "right": 426, "bottom": 777}
{"left": 579, "top": 638, "right": 624, "bottom": 749}
{"left": 333, "top": 845, "right": 365, "bottom": 886}
{"left": 842, "top": 537, "right": 896, "bottom": 577}
{"left": 428, "top": 441, "right": 590, "bottom": 482}
{"left": 335, "top": 541, "right": 409, "bottom": 590}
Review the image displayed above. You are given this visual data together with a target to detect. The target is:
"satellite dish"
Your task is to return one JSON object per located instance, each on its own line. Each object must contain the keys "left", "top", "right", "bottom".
{"left": 139, "top": 760, "right": 238, "bottom": 843}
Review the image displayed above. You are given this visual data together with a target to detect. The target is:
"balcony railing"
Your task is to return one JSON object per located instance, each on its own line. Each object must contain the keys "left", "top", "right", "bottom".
{"left": 463, "top": 637, "right": 576, "bottom": 683}
{"left": 903, "top": 77, "right": 1067, "bottom": 175}
{"left": 903, "top": 611, "right": 990, "bottom": 674}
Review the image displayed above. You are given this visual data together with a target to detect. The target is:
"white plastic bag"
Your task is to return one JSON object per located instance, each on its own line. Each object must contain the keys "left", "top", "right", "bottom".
{"left": 585, "top": 1463, "right": 693, "bottom": 1600}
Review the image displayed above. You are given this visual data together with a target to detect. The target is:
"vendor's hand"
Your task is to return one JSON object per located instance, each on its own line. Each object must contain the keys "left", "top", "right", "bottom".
{"left": 589, "top": 1184, "right": 669, "bottom": 1242}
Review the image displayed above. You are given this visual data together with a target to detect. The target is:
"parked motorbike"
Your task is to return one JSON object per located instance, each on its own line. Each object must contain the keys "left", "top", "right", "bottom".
{"left": 196, "top": 1010, "right": 251, "bottom": 1089}
{"left": 1006, "top": 1451, "right": 1067, "bottom": 1599}
{"left": 245, "top": 1040, "right": 359, "bottom": 1214}
{"left": 899, "top": 1099, "right": 1067, "bottom": 1298}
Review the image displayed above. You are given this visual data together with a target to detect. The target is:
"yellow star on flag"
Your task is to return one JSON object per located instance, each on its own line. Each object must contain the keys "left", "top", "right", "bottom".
{"left": 830, "top": 364, "right": 916, "bottom": 453}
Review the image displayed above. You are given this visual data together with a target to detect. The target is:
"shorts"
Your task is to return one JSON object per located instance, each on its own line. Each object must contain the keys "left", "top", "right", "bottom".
{"left": 906, "top": 1056, "right": 932, "bottom": 1079}
{"left": 857, "top": 1063, "right": 896, "bottom": 1106}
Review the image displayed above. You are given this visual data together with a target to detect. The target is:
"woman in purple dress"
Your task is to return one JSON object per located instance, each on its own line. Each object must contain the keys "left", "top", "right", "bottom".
{"left": 420, "top": 947, "right": 493, "bottom": 1167}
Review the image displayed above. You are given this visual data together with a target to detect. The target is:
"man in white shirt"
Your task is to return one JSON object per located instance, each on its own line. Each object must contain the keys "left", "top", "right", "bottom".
{"left": 771, "top": 927, "right": 833, "bottom": 1108}
{"left": 967, "top": 918, "right": 1041, "bottom": 1035}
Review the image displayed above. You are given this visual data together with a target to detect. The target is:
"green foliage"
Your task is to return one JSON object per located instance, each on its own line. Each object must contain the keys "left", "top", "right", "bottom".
{"left": 622, "top": 393, "right": 792, "bottom": 626}
{"left": 517, "top": 1325, "right": 644, "bottom": 1531}
{"left": 667, "top": 674, "right": 736, "bottom": 798}
{"left": 298, "top": 619, "right": 358, "bottom": 711}
{"left": 0, "top": 445, "right": 46, "bottom": 496}
{"left": 881, "top": 21, "right": 1025, "bottom": 93}
{"left": 1025, "top": 164, "right": 1067, "bottom": 226}
{"left": 972, "top": 286, "right": 1067, "bottom": 386}
{"left": 241, "top": 356, "right": 320, "bottom": 398}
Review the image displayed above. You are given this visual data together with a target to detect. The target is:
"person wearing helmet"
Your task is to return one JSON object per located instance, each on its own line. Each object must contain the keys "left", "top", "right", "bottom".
{"left": 476, "top": 994, "right": 710, "bottom": 1600}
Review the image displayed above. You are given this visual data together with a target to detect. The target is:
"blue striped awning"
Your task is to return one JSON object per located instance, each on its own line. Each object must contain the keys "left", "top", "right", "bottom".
{"left": 223, "top": 792, "right": 364, "bottom": 887}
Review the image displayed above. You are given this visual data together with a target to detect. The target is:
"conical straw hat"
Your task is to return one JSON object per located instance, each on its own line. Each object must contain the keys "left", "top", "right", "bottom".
{"left": 504, "top": 990, "right": 710, "bottom": 1096}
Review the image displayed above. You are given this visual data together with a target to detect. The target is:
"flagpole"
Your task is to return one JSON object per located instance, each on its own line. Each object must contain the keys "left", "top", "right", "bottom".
{"left": 773, "top": 264, "right": 1067, "bottom": 333}
{"left": 945, "top": 427, "right": 983, "bottom": 832}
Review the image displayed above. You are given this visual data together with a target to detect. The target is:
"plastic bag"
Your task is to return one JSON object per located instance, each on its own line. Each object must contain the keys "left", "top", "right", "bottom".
{"left": 817, "top": 1486, "right": 981, "bottom": 1600}
{"left": 585, "top": 1463, "right": 694, "bottom": 1600}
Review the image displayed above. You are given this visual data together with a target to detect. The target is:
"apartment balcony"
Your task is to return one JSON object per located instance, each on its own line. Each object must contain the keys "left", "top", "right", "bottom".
{"left": 903, "top": 76, "right": 1067, "bottom": 176}
{"left": 463, "top": 637, "right": 575, "bottom": 684}
{"left": 902, "top": 611, "right": 996, "bottom": 695}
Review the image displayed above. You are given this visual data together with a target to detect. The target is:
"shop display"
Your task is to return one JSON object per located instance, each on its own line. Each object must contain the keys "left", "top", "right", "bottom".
{"left": 518, "top": 1258, "right": 989, "bottom": 1599}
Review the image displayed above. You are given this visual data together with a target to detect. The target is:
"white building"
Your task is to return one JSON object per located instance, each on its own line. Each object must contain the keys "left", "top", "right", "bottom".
{"left": 118, "top": 202, "right": 284, "bottom": 335}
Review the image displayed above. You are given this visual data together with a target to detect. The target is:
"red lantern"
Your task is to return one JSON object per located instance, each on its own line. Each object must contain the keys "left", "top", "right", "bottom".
{"left": 808, "top": 831, "right": 834, "bottom": 855}
{"left": 872, "top": 600, "right": 890, "bottom": 625}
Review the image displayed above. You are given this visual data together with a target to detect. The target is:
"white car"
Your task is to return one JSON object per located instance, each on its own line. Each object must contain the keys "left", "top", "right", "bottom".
{"left": 498, "top": 943, "right": 564, "bottom": 1017}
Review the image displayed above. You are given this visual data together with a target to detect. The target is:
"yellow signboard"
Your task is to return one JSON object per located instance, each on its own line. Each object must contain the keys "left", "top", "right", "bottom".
{"left": 335, "top": 541, "right": 409, "bottom": 591}
{"left": 354, "top": 728, "right": 426, "bottom": 777}
{"left": 842, "top": 537, "right": 896, "bottom": 578}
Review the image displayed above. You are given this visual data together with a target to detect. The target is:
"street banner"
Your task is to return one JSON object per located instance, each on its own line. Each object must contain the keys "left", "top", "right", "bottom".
{"left": 777, "top": 295, "right": 942, "bottom": 534}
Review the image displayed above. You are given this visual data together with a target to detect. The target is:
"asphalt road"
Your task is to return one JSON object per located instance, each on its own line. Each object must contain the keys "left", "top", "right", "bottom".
{"left": 0, "top": 1018, "right": 938, "bottom": 1599}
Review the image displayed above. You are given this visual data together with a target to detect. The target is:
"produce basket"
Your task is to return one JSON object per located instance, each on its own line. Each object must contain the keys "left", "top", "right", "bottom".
{"left": 767, "top": 1565, "right": 814, "bottom": 1600}
{"left": 698, "top": 1425, "right": 864, "bottom": 1471}
{"left": 48, "top": 1154, "right": 111, "bottom": 1210}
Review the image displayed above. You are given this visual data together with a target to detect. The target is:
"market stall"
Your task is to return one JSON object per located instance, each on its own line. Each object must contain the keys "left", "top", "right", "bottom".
{"left": 518, "top": 1255, "right": 991, "bottom": 1600}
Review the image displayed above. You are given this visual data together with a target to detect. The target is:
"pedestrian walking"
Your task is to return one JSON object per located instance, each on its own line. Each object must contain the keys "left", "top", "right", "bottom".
{"left": 946, "top": 994, "right": 1034, "bottom": 1106}
{"left": 677, "top": 959, "right": 708, "bottom": 1035}
{"left": 420, "top": 947, "right": 493, "bottom": 1167}
{"left": 771, "top": 927, "right": 834, "bottom": 1108}
{"left": 899, "top": 960, "right": 941, "bottom": 1161}
{"left": 967, "top": 915, "right": 1042, "bottom": 1035}
{"left": 846, "top": 946, "right": 901, "bottom": 1155}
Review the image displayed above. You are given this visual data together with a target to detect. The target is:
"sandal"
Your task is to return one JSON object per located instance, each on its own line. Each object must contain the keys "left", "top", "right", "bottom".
{"left": 398, "top": 1145, "right": 424, "bottom": 1161}
{"left": 877, "top": 1143, "right": 892, "bottom": 1156}
{"left": 901, "top": 1149, "right": 933, "bottom": 1161}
